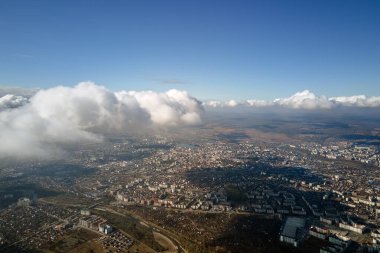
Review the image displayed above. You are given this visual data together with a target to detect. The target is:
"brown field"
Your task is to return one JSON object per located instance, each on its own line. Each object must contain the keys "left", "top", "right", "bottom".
{"left": 41, "top": 228, "right": 100, "bottom": 253}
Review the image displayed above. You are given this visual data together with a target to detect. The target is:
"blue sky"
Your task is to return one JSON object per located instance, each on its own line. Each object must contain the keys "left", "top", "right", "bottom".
{"left": 0, "top": 0, "right": 379, "bottom": 100}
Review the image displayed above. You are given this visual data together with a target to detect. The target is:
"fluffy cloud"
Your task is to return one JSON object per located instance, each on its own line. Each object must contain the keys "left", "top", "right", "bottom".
{"left": 119, "top": 89, "right": 202, "bottom": 125}
{"left": 273, "top": 90, "right": 333, "bottom": 109}
{"left": 0, "top": 94, "right": 29, "bottom": 110}
{"left": 243, "top": 99, "right": 273, "bottom": 107}
{"left": 329, "top": 95, "right": 380, "bottom": 107}
{"left": 204, "top": 99, "right": 271, "bottom": 108}
{"left": 0, "top": 82, "right": 203, "bottom": 159}
{"left": 203, "top": 100, "right": 225, "bottom": 108}
{"left": 204, "top": 90, "right": 380, "bottom": 109}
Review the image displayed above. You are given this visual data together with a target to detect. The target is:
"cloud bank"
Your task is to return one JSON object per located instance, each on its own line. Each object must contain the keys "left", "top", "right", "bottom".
{"left": 1, "top": 83, "right": 380, "bottom": 160}
{"left": 0, "top": 82, "right": 203, "bottom": 159}
{"left": 204, "top": 90, "right": 380, "bottom": 109}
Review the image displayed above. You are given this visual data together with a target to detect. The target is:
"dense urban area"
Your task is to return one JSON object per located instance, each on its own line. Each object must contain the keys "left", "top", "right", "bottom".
{"left": 1, "top": 119, "right": 380, "bottom": 253}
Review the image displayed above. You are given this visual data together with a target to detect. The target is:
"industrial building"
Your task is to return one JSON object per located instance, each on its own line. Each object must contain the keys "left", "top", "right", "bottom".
{"left": 279, "top": 217, "right": 307, "bottom": 247}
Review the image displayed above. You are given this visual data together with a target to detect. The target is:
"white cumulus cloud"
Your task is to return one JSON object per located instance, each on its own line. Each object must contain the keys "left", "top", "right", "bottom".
{"left": 0, "top": 82, "right": 203, "bottom": 159}
{"left": 243, "top": 99, "right": 273, "bottom": 107}
{"left": 329, "top": 95, "right": 380, "bottom": 107}
{"left": 273, "top": 90, "right": 333, "bottom": 109}
{"left": 120, "top": 89, "right": 202, "bottom": 126}
{"left": 204, "top": 90, "right": 380, "bottom": 109}
{"left": 0, "top": 94, "right": 29, "bottom": 110}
